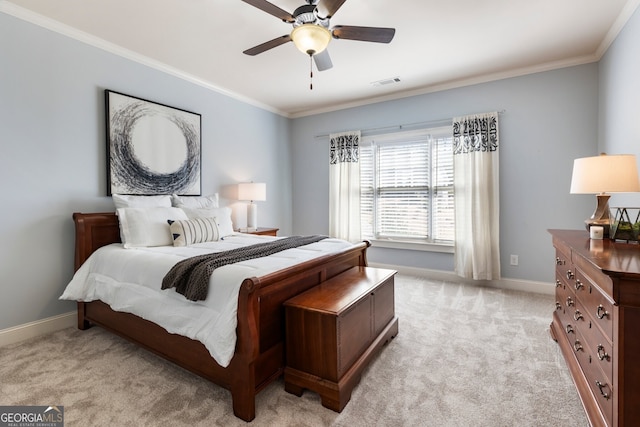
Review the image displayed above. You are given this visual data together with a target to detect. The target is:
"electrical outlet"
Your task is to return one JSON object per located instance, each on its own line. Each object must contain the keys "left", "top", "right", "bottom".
{"left": 510, "top": 254, "right": 519, "bottom": 266}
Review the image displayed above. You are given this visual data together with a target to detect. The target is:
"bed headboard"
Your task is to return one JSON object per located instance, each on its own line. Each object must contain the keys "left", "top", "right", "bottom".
{"left": 73, "top": 212, "right": 121, "bottom": 271}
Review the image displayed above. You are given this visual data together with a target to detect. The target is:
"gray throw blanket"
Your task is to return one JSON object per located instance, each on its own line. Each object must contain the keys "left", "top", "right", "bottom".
{"left": 162, "top": 235, "right": 329, "bottom": 301}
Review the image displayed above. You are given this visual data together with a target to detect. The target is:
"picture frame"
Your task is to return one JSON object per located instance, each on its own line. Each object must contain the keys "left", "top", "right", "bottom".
{"left": 105, "top": 90, "right": 201, "bottom": 196}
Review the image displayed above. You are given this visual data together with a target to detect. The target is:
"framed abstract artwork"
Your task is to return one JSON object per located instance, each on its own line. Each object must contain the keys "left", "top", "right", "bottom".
{"left": 106, "top": 90, "right": 201, "bottom": 195}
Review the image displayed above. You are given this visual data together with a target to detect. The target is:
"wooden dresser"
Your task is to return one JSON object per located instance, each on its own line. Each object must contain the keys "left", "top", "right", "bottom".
{"left": 549, "top": 230, "right": 640, "bottom": 427}
{"left": 283, "top": 266, "right": 398, "bottom": 412}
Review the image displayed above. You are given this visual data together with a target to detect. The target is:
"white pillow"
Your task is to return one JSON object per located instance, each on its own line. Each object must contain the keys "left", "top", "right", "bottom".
{"left": 182, "top": 207, "right": 234, "bottom": 238}
{"left": 168, "top": 217, "right": 219, "bottom": 247}
{"left": 171, "top": 193, "right": 219, "bottom": 209}
{"left": 116, "top": 207, "right": 188, "bottom": 248}
{"left": 113, "top": 194, "right": 172, "bottom": 209}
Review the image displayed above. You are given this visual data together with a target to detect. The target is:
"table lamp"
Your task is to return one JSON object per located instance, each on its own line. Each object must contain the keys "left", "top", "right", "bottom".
{"left": 238, "top": 182, "right": 266, "bottom": 230}
{"left": 570, "top": 153, "right": 640, "bottom": 236}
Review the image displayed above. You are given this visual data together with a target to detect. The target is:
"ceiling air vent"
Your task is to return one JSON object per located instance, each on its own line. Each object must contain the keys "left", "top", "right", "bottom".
{"left": 371, "top": 77, "right": 401, "bottom": 87}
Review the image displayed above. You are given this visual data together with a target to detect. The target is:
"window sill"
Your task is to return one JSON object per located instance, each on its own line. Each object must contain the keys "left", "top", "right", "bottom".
{"left": 368, "top": 239, "right": 454, "bottom": 253}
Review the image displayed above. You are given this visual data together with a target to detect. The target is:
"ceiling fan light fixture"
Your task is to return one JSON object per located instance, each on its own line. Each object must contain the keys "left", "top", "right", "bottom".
{"left": 291, "top": 24, "right": 331, "bottom": 56}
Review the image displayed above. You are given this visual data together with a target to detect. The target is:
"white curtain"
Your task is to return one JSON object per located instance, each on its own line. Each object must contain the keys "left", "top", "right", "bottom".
{"left": 452, "top": 112, "right": 500, "bottom": 280}
{"left": 329, "top": 131, "right": 361, "bottom": 242}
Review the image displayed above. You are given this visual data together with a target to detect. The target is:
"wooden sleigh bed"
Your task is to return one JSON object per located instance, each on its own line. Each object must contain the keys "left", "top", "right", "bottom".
{"left": 72, "top": 212, "right": 370, "bottom": 422}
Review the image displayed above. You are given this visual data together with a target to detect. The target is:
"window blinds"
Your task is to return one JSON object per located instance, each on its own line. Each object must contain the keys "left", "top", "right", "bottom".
{"left": 360, "top": 127, "right": 453, "bottom": 243}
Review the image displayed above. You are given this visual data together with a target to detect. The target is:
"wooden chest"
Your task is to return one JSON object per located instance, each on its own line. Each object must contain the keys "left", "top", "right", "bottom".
{"left": 283, "top": 266, "right": 399, "bottom": 412}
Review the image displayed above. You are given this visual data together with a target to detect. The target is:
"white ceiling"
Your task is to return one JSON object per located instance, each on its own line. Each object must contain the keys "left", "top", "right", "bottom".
{"left": 2, "top": 0, "right": 639, "bottom": 117}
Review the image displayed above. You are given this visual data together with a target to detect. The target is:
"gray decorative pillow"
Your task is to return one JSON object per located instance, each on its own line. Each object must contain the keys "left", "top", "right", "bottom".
{"left": 168, "top": 217, "right": 220, "bottom": 247}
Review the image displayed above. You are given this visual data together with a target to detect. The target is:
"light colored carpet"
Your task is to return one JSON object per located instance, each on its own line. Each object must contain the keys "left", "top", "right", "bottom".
{"left": 0, "top": 274, "right": 588, "bottom": 426}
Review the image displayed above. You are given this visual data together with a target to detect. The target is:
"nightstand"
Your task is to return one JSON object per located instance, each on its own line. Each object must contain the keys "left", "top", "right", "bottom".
{"left": 236, "top": 227, "right": 279, "bottom": 236}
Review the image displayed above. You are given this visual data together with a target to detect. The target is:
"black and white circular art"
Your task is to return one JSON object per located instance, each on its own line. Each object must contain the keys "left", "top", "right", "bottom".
{"left": 107, "top": 91, "right": 201, "bottom": 195}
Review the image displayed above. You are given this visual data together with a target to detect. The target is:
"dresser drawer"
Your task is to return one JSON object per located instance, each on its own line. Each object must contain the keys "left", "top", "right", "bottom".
{"left": 575, "top": 268, "right": 614, "bottom": 340}
{"left": 554, "top": 243, "right": 571, "bottom": 268}
{"left": 580, "top": 315, "right": 613, "bottom": 385}
{"left": 554, "top": 245, "right": 572, "bottom": 280}
{"left": 570, "top": 297, "right": 589, "bottom": 332}
{"left": 561, "top": 319, "right": 578, "bottom": 343}
{"left": 572, "top": 328, "right": 614, "bottom": 426}
{"left": 555, "top": 262, "right": 575, "bottom": 289}
{"left": 554, "top": 274, "right": 574, "bottom": 326}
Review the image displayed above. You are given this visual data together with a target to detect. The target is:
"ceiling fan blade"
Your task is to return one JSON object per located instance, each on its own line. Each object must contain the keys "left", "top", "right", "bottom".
{"left": 241, "top": 0, "right": 295, "bottom": 23}
{"left": 314, "top": 50, "right": 333, "bottom": 71}
{"left": 243, "top": 35, "right": 292, "bottom": 56}
{"left": 332, "top": 25, "right": 396, "bottom": 43}
{"left": 321, "top": 0, "right": 348, "bottom": 18}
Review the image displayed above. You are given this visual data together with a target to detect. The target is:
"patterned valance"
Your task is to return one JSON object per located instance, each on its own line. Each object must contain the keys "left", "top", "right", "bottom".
{"left": 329, "top": 131, "right": 360, "bottom": 164}
{"left": 452, "top": 112, "right": 499, "bottom": 155}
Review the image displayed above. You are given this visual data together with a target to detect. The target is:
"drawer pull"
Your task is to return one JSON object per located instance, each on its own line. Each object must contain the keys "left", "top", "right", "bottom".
{"left": 595, "top": 380, "right": 611, "bottom": 400}
{"left": 573, "top": 310, "right": 584, "bottom": 321}
{"left": 565, "top": 297, "right": 574, "bottom": 307}
{"left": 596, "top": 344, "right": 610, "bottom": 361}
{"left": 574, "top": 280, "right": 584, "bottom": 291}
{"left": 566, "top": 270, "right": 575, "bottom": 280}
{"left": 555, "top": 302, "right": 562, "bottom": 311}
{"left": 565, "top": 324, "right": 574, "bottom": 334}
{"left": 573, "top": 340, "right": 583, "bottom": 352}
{"left": 556, "top": 257, "right": 565, "bottom": 266}
{"left": 555, "top": 280, "right": 562, "bottom": 288}
{"left": 596, "top": 305, "right": 609, "bottom": 320}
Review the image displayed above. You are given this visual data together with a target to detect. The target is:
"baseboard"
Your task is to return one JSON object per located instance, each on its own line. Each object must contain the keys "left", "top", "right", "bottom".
{"left": 369, "top": 262, "right": 554, "bottom": 295}
{"left": 0, "top": 312, "right": 76, "bottom": 347}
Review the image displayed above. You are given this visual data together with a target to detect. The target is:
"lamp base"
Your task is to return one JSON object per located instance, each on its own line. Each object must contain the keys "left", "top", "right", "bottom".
{"left": 247, "top": 202, "right": 258, "bottom": 230}
{"left": 585, "top": 193, "right": 612, "bottom": 237}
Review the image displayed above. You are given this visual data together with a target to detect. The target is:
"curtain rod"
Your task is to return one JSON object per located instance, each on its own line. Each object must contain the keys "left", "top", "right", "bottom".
{"left": 314, "top": 109, "right": 506, "bottom": 139}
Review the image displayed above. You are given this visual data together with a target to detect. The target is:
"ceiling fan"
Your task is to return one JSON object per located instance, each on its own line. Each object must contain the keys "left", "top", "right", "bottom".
{"left": 241, "top": 0, "right": 396, "bottom": 74}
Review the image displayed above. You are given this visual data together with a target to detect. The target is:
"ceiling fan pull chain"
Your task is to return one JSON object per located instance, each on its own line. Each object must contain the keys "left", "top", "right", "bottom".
{"left": 309, "top": 54, "right": 313, "bottom": 90}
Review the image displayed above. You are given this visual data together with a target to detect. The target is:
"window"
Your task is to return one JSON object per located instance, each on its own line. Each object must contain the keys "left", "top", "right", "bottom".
{"left": 360, "top": 126, "right": 454, "bottom": 247}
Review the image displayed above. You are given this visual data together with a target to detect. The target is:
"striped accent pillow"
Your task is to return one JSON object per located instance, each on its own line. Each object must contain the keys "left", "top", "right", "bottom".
{"left": 168, "top": 217, "right": 219, "bottom": 247}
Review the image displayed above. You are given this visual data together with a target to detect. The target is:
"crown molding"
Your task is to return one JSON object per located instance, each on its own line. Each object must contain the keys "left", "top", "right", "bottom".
{"left": 596, "top": 0, "right": 640, "bottom": 58}
{"left": 289, "top": 54, "right": 599, "bottom": 118}
{"left": 0, "top": 1, "right": 289, "bottom": 117}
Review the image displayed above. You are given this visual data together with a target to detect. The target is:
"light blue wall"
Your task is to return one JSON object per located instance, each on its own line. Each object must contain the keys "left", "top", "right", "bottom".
{"left": 599, "top": 6, "right": 640, "bottom": 208}
{"left": 291, "top": 65, "right": 599, "bottom": 282}
{"left": 0, "top": 13, "right": 292, "bottom": 330}
{"left": 3, "top": 5, "right": 639, "bottom": 331}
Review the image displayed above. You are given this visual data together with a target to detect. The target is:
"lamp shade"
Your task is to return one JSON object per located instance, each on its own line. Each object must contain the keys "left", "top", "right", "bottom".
{"left": 238, "top": 182, "right": 266, "bottom": 202}
{"left": 291, "top": 24, "right": 331, "bottom": 55}
{"left": 570, "top": 154, "right": 640, "bottom": 194}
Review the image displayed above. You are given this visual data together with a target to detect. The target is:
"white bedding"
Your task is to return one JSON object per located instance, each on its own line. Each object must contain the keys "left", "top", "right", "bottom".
{"left": 60, "top": 233, "right": 353, "bottom": 367}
